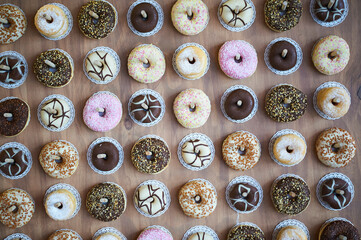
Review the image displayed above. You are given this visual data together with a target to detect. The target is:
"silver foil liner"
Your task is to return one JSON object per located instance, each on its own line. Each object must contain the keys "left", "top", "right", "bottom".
{"left": 272, "top": 219, "right": 310, "bottom": 240}
{"left": 51, "top": 229, "right": 82, "bottom": 240}
{"left": 182, "top": 225, "right": 219, "bottom": 240}
{"left": 0, "top": 51, "right": 28, "bottom": 89}
{"left": 4, "top": 233, "right": 31, "bottom": 240}
{"left": 92, "top": 227, "right": 127, "bottom": 240}
{"left": 310, "top": 0, "right": 349, "bottom": 27}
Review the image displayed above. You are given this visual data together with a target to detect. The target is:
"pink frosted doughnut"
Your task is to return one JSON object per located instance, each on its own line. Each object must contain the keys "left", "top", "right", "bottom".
{"left": 83, "top": 92, "right": 122, "bottom": 132}
{"left": 218, "top": 40, "right": 258, "bottom": 79}
{"left": 137, "top": 227, "right": 173, "bottom": 240}
{"left": 173, "top": 88, "right": 211, "bottom": 128}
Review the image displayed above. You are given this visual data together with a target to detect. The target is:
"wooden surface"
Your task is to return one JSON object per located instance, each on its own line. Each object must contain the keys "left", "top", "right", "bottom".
{"left": 0, "top": 0, "right": 360, "bottom": 239}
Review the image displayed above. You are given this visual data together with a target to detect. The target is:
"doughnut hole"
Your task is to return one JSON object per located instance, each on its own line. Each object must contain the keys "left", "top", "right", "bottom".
{"left": 48, "top": 65, "right": 57, "bottom": 73}
{"left": 194, "top": 195, "right": 202, "bottom": 204}
{"left": 2, "top": 20, "right": 11, "bottom": 28}
{"left": 100, "top": 197, "right": 109, "bottom": 207}
{"left": 331, "top": 143, "right": 341, "bottom": 153}
{"left": 98, "top": 109, "right": 106, "bottom": 117}
{"left": 145, "top": 151, "right": 155, "bottom": 161}
{"left": 189, "top": 104, "right": 196, "bottom": 112}
{"left": 238, "top": 147, "right": 246, "bottom": 156}
{"left": 188, "top": 57, "right": 196, "bottom": 64}
{"left": 55, "top": 202, "right": 63, "bottom": 209}
{"left": 187, "top": 12, "right": 194, "bottom": 20}
{"left": 4, "top": 114, "right": 13, "bottom": 122}
{"left": 55, "top": 156, "right": 63, "bottom": 164}
{"left": 234, "top": 55, "right": 242, "bottom": 63}
{"left": 286, "top": 146, "right": 294, "bottom": 153}
{"left": 9, "top": 205, "right": 18, "bottom": 213}
{"left": 143, "top": 61, "right": 150, "bottom": 68}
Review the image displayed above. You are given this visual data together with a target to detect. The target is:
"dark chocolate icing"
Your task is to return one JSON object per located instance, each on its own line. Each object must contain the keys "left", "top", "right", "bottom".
{"left": 314, "top": 0, "right": 345, "bottom": 22}
{"left": 0, "top": 98, "right": 29, "bottom": 136}
{"left": 0, "top": 147, "right": 30, "bottom": 176}
{"left": 321, "top": 178, "right": 352, "bottom": 209}
{"left": 0, "top": 55, "right": 26, "bottom": 84}
{"left": 91, "top": 142, "right": 119, "bottom": 171}
{"left": 225, "top": 89, "right": 254, "bottom": 120}
{"left": 229, "top": 182, "right": 259, "bottom": 212}
{"left": 130, "top": 94, "right": 162, "bottom": 124}
{"left": 269, "top": 41, "right": 297, "bottom": 71}
{"left": 131, "top": 3, "right": 158, "bottom": 33}
{"left": 320, "top": 220, "right": 360, "bottom": 240}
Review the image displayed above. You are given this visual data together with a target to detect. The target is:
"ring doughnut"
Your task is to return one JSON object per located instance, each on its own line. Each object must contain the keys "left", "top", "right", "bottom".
{"left": 0, "top": 4, "right": 27, "bottom": 44}
{"left": 48, "top": 229, "right": 81, "bottom": 240}
{"left": 219, "top": 0, "right": 255, "bottom": 28}
{"left": 175, "top": 45, "right": 208, "bottom": 80}
{"left": 277, "top": 225, "right": 308, "bottom": 240}
{"left": 272, "top": 133, "right": 306, "bottom": 166}
{"left": 178, "top": 179, "right": 217, "bottom": 218}
{"left": 130, "top": 2, "right": 159, "bottom": 33}
{"left": 227, "top": 224, "right": 265, "bottom": 239}
{"left": 316, "top": 127, "right": 356, "bottom": 168}
{"left": 40, "top": 96, "right": 72, "bottom": 130}
{"left": 0, "top": 97, "right": 30, "bottom": 137}
{"left": 319, "top": 219, "right": 360, "bottom": 240}
{"left": 316, "top": 85, "right": 351, "bottom": 119}
{"left": 44, "top": 189, "right": 77, "bottom": 221}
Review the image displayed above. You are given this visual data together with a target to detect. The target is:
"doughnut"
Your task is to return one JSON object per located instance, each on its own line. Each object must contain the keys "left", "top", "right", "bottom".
{"left": 131, "top": 3, "right": 158, "bottom": 33}
{"left": 83, "top": 92, "right": 122, "bottom": 132}
{"left": 218, "top": 40, "right": 257, "bottom": 79}
{"left": 40, "top": 97, "right": 71, "bottom": 130}
{"left": 34, "top": 4, "right": 69, "bottom": 39}
{"left": 224, "top": 88, "right": 255, "bottom": 120}
{"left": 189, "top": 232, "right": 214, "bottom": 240}
{"left": 134, "top": 183, "right": 168, "bottom": 216}
{"left": 91, "top": 141, "right": 119, "bottom": 172}
{"left": 219, "top": 0, "right": 254, "bottom": 28}
{"left": 265, "top": 84, "right": 307, "bottom": 122}
{"left": 178, "top": 179, "right": 217, "bottom": 218}
{"left": 312, "top": 35, "right": 350, "bottom": 75}
{"left": 181, "top": 139, "right": 211, "bottom": 168}
{"left": 271, "top": 175, "right": 311, "bottom": 215}
{"left": 39, "top": 140, "right": 79, "bottom": 179}
{"left": 0, "top": 144, "right": 31, "bottom": 178}
{"left": 227, "top": 224, "right": 265, "bottom": 240}
{"left": 316, "top": 127, "right": 356, "bottom": 168}
{"left": 48, "top": 229, "right": 81, "bottom": 240}
{"left": 0, "top": 188, "right": 34, "bottom": 228}
{"left": 173, "top": 88, "right": 211, "bottom": 128}
{"left": 78, "top": 0, "right": 117, "bottom": 39}
{"left": 222, "top": 131, "right": 261, "bottom": 171}
{"left": 85, "top": 50, "right": 117, "bottom": 82}
{"left": 128, "top": 44, "right": 165, "bottom": 83}
{"left": 264, "top": 0, "right": 302, "bottom": 32}
{"left": 96, "top": 232, "right": 122, "bottom": 240}
{"left": 0, "top": 4, "right": 27, "bottom": 44}
{"left": 320, "top": 177, "right": 352, "bottom": 210}
{"left": 319, "top": 219, "right": 360, "bottom": 240}
{"left": 171, "top": 0, "right": 209, "bottom": 35}
{"left": 130, "top": 92, "right": 162, "bottom": 124}
{"left": 44, "top": 189, "right": 77, "bottom": 221}
{"left": 273, "top": 133, "right": 306, "bottom": 166}
{"left": 131, "top": 137, "right": 170, "bottom": 174}
{"left": 33, "top": 49, "right": 73, "bottom": 88}
{"left": 138, "top": 227, "right": 173, "bottom": 240}
{"left": 313, "top": 0, "right": 346, "bottom": 22}
{"left": 0, "top": 54, "right": 27, "bottom": 86}
{"left": 228, "top": 182, "right": 260, "bottom": 212}
{"left": 317, "top": 86, "right": 351, "bottom": 119}
{"left": 86, "top": 182, "right": 126, "bottom": 222}
{"left": 175, "top": 45, "right": 208, "bottom": 80}
{"left": 277, "top": 226, "right": 307, "bottom": 240}
{"left": 269, "top": 41, "right": 297, "bottom": 71}
{"left": 0, "top": 98, "right": 30, "bottom": 137}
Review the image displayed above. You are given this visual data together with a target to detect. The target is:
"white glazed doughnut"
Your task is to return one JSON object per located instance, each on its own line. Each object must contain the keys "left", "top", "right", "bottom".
{"left": 34, "top": 4, "right": 68, "bottom": 39}
{"left": 175, "top": 45, "right": 208, "bottom": 80}
{"left": 45, "top": 189, "right": 77, "bottom": 221}
{"left": 273, "top": 133, "right": 306, "bottom": 166}
{"left": 96, "top": 232, "right": 122, "bottom": 240}
{"left": 317, "top": 86, "right": 351, "bottom": 119}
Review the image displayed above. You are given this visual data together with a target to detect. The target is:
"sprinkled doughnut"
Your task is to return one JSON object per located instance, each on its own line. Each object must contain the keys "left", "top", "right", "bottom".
{"left": 83, "top": 92, "right": 122, "bottom": 132}
{"left": 178, "top": 179, "right": 217, "bottom": 218}
{"left": 218, "top": 40, "right": 257, "bottom": 80}
{"left": 173, "top": 88, "right": 211, "bottom": 128}
{"left": 0, "top": 98, "right": 30, "bottom": 137}
{"left": 317, "top": 86, "right": 351, "bottom": 119}
{"left": 227, "top": 224, "right": 265, "bottom": 240}
{"left": 128, "top": 44, "right": 165, "bottom": 83}
{"left": 0, "top": 188, "right": 35, "bottom": 228}
{"left": 222, "top": 131, "right": 261, "bottom": 171}
{"left": 171, "top": 0, "right": 209, "bottom": 35}
{"left": 0, "top": 4, "right": 27, "bottom": 44}
{"left": 39, "top": 140, "right": 79, "bottom": 179}
{"left": 312, "top": 35, "right": 350, "bottom": 75}
{"left": 319, "top": 219, "right": 360, "bottom": 240}
{"left": 138, "top": 227, "right": 173, "bottom": 240}
{"left": 316, "top": 127, "right": 356, "bottom": 168}
{"left": 175, "top": 45, "right": 208, "bottom": 80}
{"left": 273, "top": 133, "right": 306, "bottom": 166}
{"left": 44, "top": 189, "right": 77, "bottom": 221}
{"left": 48, "top": 229, "right": 81, "bottom": 240}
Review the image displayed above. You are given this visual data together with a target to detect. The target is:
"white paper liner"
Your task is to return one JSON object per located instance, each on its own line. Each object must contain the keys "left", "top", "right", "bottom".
{"left": 4, "top": 233, "right": 32, "bottom": 240}
{"left": 37, "top": 94, "right": 75, "bottom": 132}
{"left": 220, "top": 85, "right": 258, "bottom": 123}
{"left": 0, "top": 51, "right": 28, "bottom": 89}
{"left": 177, "top": 133, "right": 215, "bottom": 171}
{"left": 316, "top": 172, "right": 354, "bottom": 211}
{"left": 217, "top": 0, "right": 256, "bottom": 32}
{"left": 313, "top": 81, "right": 351, "bottom": 120}
{"left": 230, "top": 222, "right": 264, "bottom": 234}
{"left": 144, "top": 225, "right": 173, "bottom": 238}
{"left": 310, "top": 0, "right": 348, "bottom": 27}
{"left": 264, "top": 37, "right": 303, "bottom": 75}
{"left": 0, "top": 142, "right": 32, "bottom": 180}
{"left": 268, "top": 129, "right": 307, "bottom": 167}
{"left": 87, "top": 137, "right": 124, "bottom": 175}
{"left": 226, "top": 176, "right": 263, "bottom": 214}
{"left": 172, "top": 43, "right": 210, "bottom": 81}
{"left": 133, "top": 180, "right": 171, "bottom": 218}
{"left": 182, "top": 226, "right": 219, "bottom": 240}
{"left": 272, "top": 219, "right": 310, "bottom": 240}
{"left": 127, "top": 0, "right": 164, "bottom": 37}
{"left": 39, "top": 3, "right": 73, "bottom": 41}
{"left": 83, "top": 46, "right": 121, "bottom": 84}
{"left": 93, "top": 227, "right": 127, "bottom": 240}
{"left": 53, "top": 229, "right": 82, "bottom": 240}
{"left": 128, "top": 89, "right": 165, "bottom": 127}
{"left": 43, "top": 183, "right": 81, "bottom": 220}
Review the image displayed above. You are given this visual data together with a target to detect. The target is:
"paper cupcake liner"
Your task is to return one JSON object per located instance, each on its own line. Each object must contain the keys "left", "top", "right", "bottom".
{"left": 313, "top": 81, "right": 351, "bottom": 120}
{"left": 231, "top": 222, "right": 264, "bottom": 233}
{"left": 182, "top": 226, "right": 219, "bottom": 240}
{"left": 177, "top": 133, "right": 215, "bottom": 171}
{"left": 39, "top": 3, "right": 73, "bottom": 41}
{"left": 0, "top": 96, "right": 31, "bottom": 133}
{"left": 44, "top": 183, "right": 81, "bottom": 220}
{"left": 133, "top": 180, "right": 171, "bottom": 218}
{"left": 187, "top": 178, "right": 218, "bottom": 198}
{"left": 83, "top": 46, "right": 121, "bottom": 84}
{"left": 87, "top": 137, "right": 124, "bottom": 175}
{"left": 316, "top": 172, "right": 354, "bottom": 211}
{"left": 37, "top": 94, "right": 75, "bottom": 132}
{"left": 272, "top": 219, "right": 310, "bottom": 240}
{"left": 0, "top": 142, "right": 32, "bottom": 180}
{"left": 268, "top": 129, "right": 307, "bottom": 167}
{"left": 217, "top": 0, "right": 256, "bottom": 32}
{"left": 144, "top": 225, "right": 172, "bottom": 238}
{"left": 0, "top": 51, "right": 28, "bottom": 89}
{"left": 172, "top": 42, "right": 210, "bottom": 81}
{"left": 220, "top": 85, "right": 258, "bottom": 123}
{"left": 264, "top": 37, "right": 303, "bottom": 75}
{"left": 127, "top": 0, "right": 164, "bottom": 37}
{"left": 226, "top": 176, "right": 263, "bottom": 214}
{"left": 128, "top": 89, "right": 165, "bottom": 127}
{"left": 310, "top": 0, "right": 348, "bottom": 27}
{"left": 93, "top": 227, "right": 127, "bottom": 240}
{"left": 4, "top": 233, "right": 32, "bottom": 240}
{"left": 53, "top": 229, "right": 82, "bottom": 240}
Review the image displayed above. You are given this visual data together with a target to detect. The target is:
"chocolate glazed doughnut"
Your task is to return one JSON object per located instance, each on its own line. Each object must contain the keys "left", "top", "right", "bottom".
{"left": 314, "top": 0, "right": 345, "bottom": 22}
{"left": 269, "top": 41, "right": 297, "bottom": 71}
{"left": 91, "top": 142, "right": 119, "bottom": 171}
{"left": 229, "top": 182, "right": 259, "bottom": 212}
{"left": 131, "top": 3, "right": 158, "bottom": 33}
{"left": 0, "top": 98, "right": 30, "bottom": 137}
{"left": 320, "top": 220, "right": 360, "bottom": 240}
{"left": 225, "top": 89, "right": 254, "bottom": 120}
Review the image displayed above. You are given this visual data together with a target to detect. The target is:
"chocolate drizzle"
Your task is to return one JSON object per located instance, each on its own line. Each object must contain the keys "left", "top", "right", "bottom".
{"left": 314, "top": 0, "right": 345, "bottom": 22}
{"left": 220, "top": 0, "right": 252, "bottom": 26}
{"left": 135, "top": 184, "right": 166, "bottom": 215}
{"left": 86, "top": 51, "right": 114, "bottom": 81}
{"left": 182, "top": 139, "right": 211, "bottom": 167}
{"left": 0, "top": 147, "right": 29, "bottom": 176}
{"left": 40, "top": 98, "right": 70, "bottom": 129}
{"left": 0, "top": 56, "right": 26, "bottom": 84}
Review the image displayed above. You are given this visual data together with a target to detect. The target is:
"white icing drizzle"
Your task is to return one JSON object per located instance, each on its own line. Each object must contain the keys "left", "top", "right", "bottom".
{"left": 0, "top": 147, "right": 29, "bottom": 176}
{"left": 0, "top": 56, "right": 26, "bottom": 83}
{"left": 315, "top": 0, "right": 345, "bottom": 21}
{"left": 230, "top": 183, "right": 259, "bottom": 211}
{"left": 322, "top": 179, "right": 348, "bottom": 208}
{"left": 130, "top": 94, "right": 162, "bottom": 123}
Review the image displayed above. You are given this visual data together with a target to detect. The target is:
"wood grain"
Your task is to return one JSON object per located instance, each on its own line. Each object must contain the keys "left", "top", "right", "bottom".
{"left": 0, "top": 0, "right": 360, "bottom": 239}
